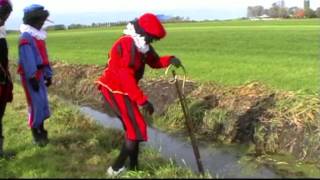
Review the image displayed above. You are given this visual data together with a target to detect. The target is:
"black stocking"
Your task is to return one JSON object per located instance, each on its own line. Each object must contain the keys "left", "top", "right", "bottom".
{"left": 112, "top": 139, "right": 140, "bottom": 171}
{"left": 0, "top": 102, "right": 7, "bottom": 139}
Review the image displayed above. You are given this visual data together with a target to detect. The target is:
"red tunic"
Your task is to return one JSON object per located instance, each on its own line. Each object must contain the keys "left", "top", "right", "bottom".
{"left": 96, "top": 35, "right": 174, "bottom": 141}
{"left": 96, "top": 35, "right": 173, "bottom": 105}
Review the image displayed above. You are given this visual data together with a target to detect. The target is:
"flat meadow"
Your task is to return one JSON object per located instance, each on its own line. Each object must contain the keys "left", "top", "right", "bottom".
{"left": 7, "top": 19, "right": 319, "bottom": 91}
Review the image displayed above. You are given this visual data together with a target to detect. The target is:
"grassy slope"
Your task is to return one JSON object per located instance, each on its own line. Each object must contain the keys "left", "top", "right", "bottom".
{"left": 0, "top": 85, "right": 202, "bottom": 178}
{"left": 152, "top": 82, "right": 320, "bottom": 178}
{"left": 7, "top": 19, "right": 320, "bottom": 92}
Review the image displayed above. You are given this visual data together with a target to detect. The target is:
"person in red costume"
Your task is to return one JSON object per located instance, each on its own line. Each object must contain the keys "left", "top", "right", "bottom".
{"left": 96, "top": 13, "right": 182, "bottom": 175}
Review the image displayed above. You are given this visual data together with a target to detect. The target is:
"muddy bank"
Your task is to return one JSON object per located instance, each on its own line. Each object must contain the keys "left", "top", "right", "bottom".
{"left": 159, "top": 82, "right": 320, "bottom": 165}
{"left": 48, "top": 62, "right": 196, "bottom": 116}
{"left": 9, "top": 62, "right": 320, "bottom": 171}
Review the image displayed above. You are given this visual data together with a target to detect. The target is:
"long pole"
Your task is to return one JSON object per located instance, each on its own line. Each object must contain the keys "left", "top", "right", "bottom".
{"left": 172, "top": 70, "right": 205, "bottom": 175}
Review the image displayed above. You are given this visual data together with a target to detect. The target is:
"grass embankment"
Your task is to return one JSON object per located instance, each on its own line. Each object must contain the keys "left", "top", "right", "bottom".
{"left": 0, "top": 85, "right": 202, "bottom": 178}
{"left": 153, "top": 82, "right": 320, "bottom": 178}
{"left": 7, "top": 19, "right": 320, "bottom": 92}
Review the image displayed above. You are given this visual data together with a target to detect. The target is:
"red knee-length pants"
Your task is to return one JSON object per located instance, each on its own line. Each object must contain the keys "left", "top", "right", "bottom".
{"left": 100, "top": 87, "right": 147, "bottom": 141}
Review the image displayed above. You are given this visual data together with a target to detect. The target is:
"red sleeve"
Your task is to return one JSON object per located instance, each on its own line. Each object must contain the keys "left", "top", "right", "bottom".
{"left": 117, "top": 37, "right": 148, "bottom": 105}
{"left": 145, "top": 45, "right": 174, "bottom": 69}
{"left": 19, "top": 39, "right": 29, "bottom": 46}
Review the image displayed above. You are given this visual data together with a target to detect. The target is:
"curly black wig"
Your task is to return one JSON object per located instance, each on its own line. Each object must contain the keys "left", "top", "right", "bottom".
{"left": 23, "top": 7, "right": 49, "bottom": 26}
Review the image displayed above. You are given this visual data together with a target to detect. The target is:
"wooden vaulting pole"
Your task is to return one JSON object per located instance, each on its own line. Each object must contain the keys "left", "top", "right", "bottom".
{"left": 172, "top": 70, "right": 205, "bottom": 175}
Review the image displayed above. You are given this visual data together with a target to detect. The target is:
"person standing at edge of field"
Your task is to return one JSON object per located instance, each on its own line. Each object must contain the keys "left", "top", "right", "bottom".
{"left": 18, "top": 4, "right": 53, "bottom": 147}
{"left": 96, "top": 13, "right": 182, "bottom": 176}
{"left": 0, "top": 0, "right": 13, "bottom": 158}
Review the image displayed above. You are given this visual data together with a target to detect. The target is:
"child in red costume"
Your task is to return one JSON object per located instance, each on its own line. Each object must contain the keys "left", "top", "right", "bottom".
{"left": 96, "top": 13, "right": 182, "bottom": 175}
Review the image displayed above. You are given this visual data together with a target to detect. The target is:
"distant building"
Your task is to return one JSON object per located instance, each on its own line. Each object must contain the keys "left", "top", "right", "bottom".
{"left": 279, "top": 0, "right": 285, "bottom": 8}
{"left": 274, "top": 0, "right": 285, "bottom": 8}
{"left": 156, "top": 14, "right": 172, "bottom": 22}
{"left": 304, "top": 0, "right": 310, "bottom": 10}
{"left": 259, "top": 14, "right": 271, "bottom": 19}
{"left": 249, "top": 14, "right": 275, "bottom": 21}
{"left": 295, "top": 9, "right": 305, "bottom": 18}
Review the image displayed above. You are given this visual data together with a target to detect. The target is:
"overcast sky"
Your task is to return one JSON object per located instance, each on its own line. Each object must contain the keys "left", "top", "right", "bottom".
{"left": 6, "top": 0, "right": 320, "bottom": 29}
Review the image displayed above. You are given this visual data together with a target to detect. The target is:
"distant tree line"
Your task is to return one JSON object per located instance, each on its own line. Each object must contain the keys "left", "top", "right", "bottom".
{"left": 247, "top": 2, "right": 320, "bottom": 18}
{"left": 45, "top": 15, "right": 192, "bottom": 31}
{"left": 163, "top": 16, "right": 192, "bottom": 23}
{"left": 91, "top": 21, "right": 128, "bottom": 28}
{"left": 45, "top": 24, "right": 67, "bottom": 31}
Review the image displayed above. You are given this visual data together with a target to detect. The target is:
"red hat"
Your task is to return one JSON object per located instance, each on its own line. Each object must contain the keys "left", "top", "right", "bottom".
{"left": 138, "top": 13, "right": 166, "bottom": 39}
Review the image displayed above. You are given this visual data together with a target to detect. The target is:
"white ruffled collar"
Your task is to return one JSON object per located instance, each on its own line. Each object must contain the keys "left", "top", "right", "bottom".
{"left": 123, "top": 23, "right": 149, "bottom": 54}
{"left": 20, "top": 24, "right": 47, "bottom": 40}
{"left": 0, "top": 26, "right": 6, "bottom": 38}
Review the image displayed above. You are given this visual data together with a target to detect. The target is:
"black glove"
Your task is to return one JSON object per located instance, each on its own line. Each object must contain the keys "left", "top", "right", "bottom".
{"left": 170, "top": 57, "right": 182, "bottom": 68}
{"left": 29, "top": 77, "right": 40, "bottom": 92}
{"left": 141, "top": 101, "right": 154, "bottom": 115}
{"left": 45, "top": 77, "right": 52, "bottom": 87}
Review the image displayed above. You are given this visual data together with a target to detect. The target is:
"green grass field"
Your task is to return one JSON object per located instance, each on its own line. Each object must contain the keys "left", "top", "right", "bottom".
{"left": 6, "top": 19, "right": 320, "bottom": 92}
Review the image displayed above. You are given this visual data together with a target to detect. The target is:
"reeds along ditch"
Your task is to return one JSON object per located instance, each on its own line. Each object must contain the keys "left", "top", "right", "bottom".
{"left": 161, "top": 82, "right": 320, "bottom": 165}
{"left": 10, "top": 62, "right": 320, "bottom": 165}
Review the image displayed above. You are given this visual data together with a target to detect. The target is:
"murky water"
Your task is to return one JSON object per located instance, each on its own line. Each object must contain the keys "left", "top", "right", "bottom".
{"left": 80, "top": 106, "right": 280, "bottom": 178}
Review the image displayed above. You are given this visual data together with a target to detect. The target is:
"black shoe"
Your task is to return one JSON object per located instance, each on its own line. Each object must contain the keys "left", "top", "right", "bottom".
{"left": 31, "top": 128, "right": 46, "bottom": 147}
{"left": 0, "top": 137, "right": 16, "bottom": 159}
{"left": 0, "top": 150, "right": 16, "bottom": 159}
{"left": 39, "top": 124, "right": 49, "bottom": 145}
{"left": 40, "top": 129, "right": 49, "bottom": 145}
{"left": 0, "top": 137, "right": 4, "bottom": 158}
